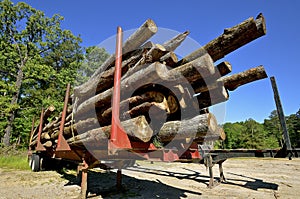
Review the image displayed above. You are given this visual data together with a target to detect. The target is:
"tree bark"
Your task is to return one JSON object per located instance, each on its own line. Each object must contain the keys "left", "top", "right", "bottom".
{"left": 155, "top": 113, "right": 219, "bottom": 142}
{"left": 192, "top": 61, "right": 232, "bottom": 93}
{"left": 73, "top": 19, "right": 157, "bottom": 98}
{"left": 177, "top": 13, "right": 266, "bottom": 65}
{"left": 196, "top": 86, "right": 229, "bottom": 109}
{"left": 193, "top": 65, "right": 267, "bottom": 94}
{"left": 67, "top": 115, "right": 153, "bottom": 145}
{"left": 3, "top": 64, "right": 25, "bottom": 146}
{"left": 162, "top": 30, "right": 190, "bottom": 51}
{"left": 121, "top": 44, "right": 167, "bottom": 80}
{"left": 73, "top": 46, "right": 149, "bottom": 109}
{"left": 194, "top": 126, "right": 226, "bottom": 143}
{"left": 221, "top": 65, "right": 267, "bottom": 91}
{"left": 75, "top": 58, "right": 215, "bottom": 118}
{"left": 160, "top": 51, "right": 178, "bottom": 67}
{"left": 91, "top": 19, "right": 158, "bottom": 78}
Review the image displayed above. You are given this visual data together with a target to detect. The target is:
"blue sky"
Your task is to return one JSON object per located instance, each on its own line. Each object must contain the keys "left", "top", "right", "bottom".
{"left": 12, "top": 0, "right": 300, "bottom": 123}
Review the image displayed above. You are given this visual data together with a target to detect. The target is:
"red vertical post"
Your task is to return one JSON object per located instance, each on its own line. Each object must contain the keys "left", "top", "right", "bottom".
{"left": 109, "top": 26, "right": 131, "bottom": 151}
{"left": 56, "top": 83, "right": 71, "bottom": 151}
{"left": 111, "top": 26, "right": 123, "bottom": 142}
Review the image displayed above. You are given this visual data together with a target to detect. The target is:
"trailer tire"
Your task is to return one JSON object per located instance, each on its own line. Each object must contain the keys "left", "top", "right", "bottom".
{"left": 31, "top": 154, "right": 40, "bottom": 172}
{"left": 28, "top": 155, "right": 33, "bottom": 167}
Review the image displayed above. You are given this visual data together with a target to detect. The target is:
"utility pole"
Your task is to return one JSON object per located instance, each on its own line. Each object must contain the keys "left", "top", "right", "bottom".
{"left": 270, "top": 76, "right": 292, "bottom": 153}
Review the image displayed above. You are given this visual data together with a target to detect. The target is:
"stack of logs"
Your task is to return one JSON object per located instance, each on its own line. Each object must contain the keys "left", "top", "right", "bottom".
{"left": 30, "top": 13, "right": 268, "bottom": 149}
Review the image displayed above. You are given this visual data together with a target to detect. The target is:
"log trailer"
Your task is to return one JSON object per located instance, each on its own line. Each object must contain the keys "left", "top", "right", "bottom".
{"left": 27, "top": 17, "right": 299, "bottom": 198}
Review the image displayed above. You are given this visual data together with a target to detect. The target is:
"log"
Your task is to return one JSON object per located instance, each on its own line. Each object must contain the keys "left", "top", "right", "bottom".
{"left": 196, "top": 86, "right": 229, "bottom": 109}
{"left": 194, "top": 127, "right": 226, "bottom": 142}
{"left": 155, "top": 113, "right": 219, "bottom": 142}
{"left": 43, "top": 140, "right": 52, "bottom": 148}
{"left": 193, "top": 65, "right": 267, "bottom": 93}
{"left": 167, "top": 53, "right": 215, "bottom": 83}
{"left": 50, "top": 117, "right": 99, "bottom": 140}
{"left": 67, "top": 115, "right": 153, "bottom": 144}
{"left": 43, "top": 105, "right": 55, "bottom": 119}
{"left": 216, "top": 61, "right": 232, "bottom": 77}
{"left": 91, "top": 19, "right": 158, "bottom": 78}
{"left": 177, "top": 13, "right": 266, "bottom": 65}
{"left": 121, "top": 44, "right": 167, "bottom": 80}
{"left": 31, "top": 105, "right": 55, "bottom": 141}
{"left": 124, "top": 101, "right": 169, "bottom": 119}
{"left": 41, "top": 106, "right": 72, "bottom": 133}
{"left": 73, "top": 45, "right": 151, "bottom": 108}
{"left": 75, "top": 58, "right": 214, "bottom": 118}
{"left": 160, "top": 51, "right": 178, "bottom": 67}
{"left": 73, "top": 19, "right": 158, "bottom": 109}
{"left": 221, "top": 65, "right": 267, "bottom": 91}
{"left": 162, "top": 30, "right": 190, "bottom": 51}
{"left": 193, "top": 61, "right": 232, "bottom": 93}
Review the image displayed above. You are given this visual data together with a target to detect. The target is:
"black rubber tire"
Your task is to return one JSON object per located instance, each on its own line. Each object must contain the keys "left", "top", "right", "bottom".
{"left": 31, "top": 154, "right": 40, "bottom": 172}
{"left": 28, "top": 155, "right": 33, "bottom": 167}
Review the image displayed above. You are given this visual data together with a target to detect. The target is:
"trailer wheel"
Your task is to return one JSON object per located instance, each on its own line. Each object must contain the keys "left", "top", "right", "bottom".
{"left": 31, "top": 154, "right": 40, "bottom": 172}
{"left": 28, "top": 155, "right": 33, "bottom": 167}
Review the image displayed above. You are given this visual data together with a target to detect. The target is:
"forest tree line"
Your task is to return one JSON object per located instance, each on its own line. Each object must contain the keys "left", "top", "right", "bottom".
{"left": 0, "top": 0, "right": 299, "bottom": 150}
{"left": 216, "top": 110, "right": 300, "bottom": 149}
{"left": 0, "top": 0, "right": 109, "bottom": 147}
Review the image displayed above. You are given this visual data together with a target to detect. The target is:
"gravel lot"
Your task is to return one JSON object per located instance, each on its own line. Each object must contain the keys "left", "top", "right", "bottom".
{"left": 0, "top": 158, "right": 299, "bottom": 199}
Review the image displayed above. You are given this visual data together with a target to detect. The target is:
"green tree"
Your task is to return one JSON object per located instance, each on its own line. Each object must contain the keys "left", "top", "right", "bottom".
{"left": 263, "top": 110, "right": 282, "bottom": 146}
{"left": 0, "top": 0, "right": 83, "bottom": 146}
{"left": 241, "top": 118, "right": 278, "bottom": 149}
{"left": 222, "top": 122, "right": 245, "bottom": 149}
{"left": 75, "top": 46, "right": 109, "bottom": 86}
{"left": 286, "top": 111, "right": 300, "bottom": 148}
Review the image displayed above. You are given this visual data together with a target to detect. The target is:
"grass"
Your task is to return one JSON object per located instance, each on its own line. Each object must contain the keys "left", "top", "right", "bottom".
{"left": 0, "top": 147, "right": 30, "bottom": 170}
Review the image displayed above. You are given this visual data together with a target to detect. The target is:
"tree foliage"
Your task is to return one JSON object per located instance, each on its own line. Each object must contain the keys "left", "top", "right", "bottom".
{"left": 221, "top": 109, "right": 300, "bottom": 150}
{"left": 0, "top": 0, "right": 83, "bottom": 146}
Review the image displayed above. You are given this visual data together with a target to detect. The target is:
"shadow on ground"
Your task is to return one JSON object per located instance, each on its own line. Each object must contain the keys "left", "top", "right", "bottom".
{"left": 58, "top": 163, "right": 278, "bottom": 198}
{"left": 59, "top": 168, "right": 202, "bottom": 198}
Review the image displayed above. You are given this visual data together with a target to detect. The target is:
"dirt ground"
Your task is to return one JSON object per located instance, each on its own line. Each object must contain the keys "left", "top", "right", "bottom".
{"left": 0, "top": 158, "right": 299, "bottom": 199}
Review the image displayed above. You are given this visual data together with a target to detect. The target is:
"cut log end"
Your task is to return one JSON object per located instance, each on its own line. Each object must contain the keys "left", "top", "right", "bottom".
{"left": 256, "top": 13, "right": 267, "bottom": 35}
{"left": 145, "top": 19, "right": 158, "bottom": 33}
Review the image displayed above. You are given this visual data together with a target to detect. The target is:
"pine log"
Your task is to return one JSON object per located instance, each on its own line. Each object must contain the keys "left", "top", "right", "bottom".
{"left": 50, "top": 117, "right": 99, "bottom": 140}
{"left": 177, "top": 13, "right": 266, "bottom": 65}
{"left": 91, "top": 19, "right": 157, "bottom": 78}
{"left": 31, "top": 105, "right": 55, "bottom": 141}
{"left": 155, "top": 113, "right": 219, "bottom": 142}
{"left": 124, "top": 101, "right": 169, "bottom": 119}
{"left": 73, "top": 45, "right": 151, "bottom": 108}
{"left": 67, "top": 115, "right": 153, "bottom": 145}
{"left": 221, "top": 65, "right": 267, "bottom": 91}
{"left": 216, "top": 61, "right": 232, "bottom": 77}
{"left": 121, "top": 44, "right": 167, "bottom": 80}
{"left": 160, "top": 51, "right": 178, "bottom": 67}
{"left": 194, "top": 65, "right": 267, "bottom": 93}
{"left": 196, "top": 86, "right": 229, "bottom": 109}
{"left": 73, "top": 19, "right": 158, "bottom": 109}
{"left": 162, "top": 30, "right": 190, "bottom": 51}
{"left": 194, "top": 127, "right": 226, "bottom": 142}
{"left": 41, "top": 106, "right": 72, "bottom": 133}
{"left": 43, "top": 140, "right": 52, "bottom": 148}
{"left": 75, "top": 58, "right": 214, "bottom": 118}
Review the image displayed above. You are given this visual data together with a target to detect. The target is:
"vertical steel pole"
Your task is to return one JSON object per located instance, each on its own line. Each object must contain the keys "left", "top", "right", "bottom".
{"left": 56, "top": 83, "right": 71, "bottom": 151}
{"left": 270, "top": 77, "right": 292, "bottom": 151}
{"left": 111, "top": 26, "right": 123, "bottom": 142}
{"left": 80, "top": 157, "right": 88, "bottom": 199}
